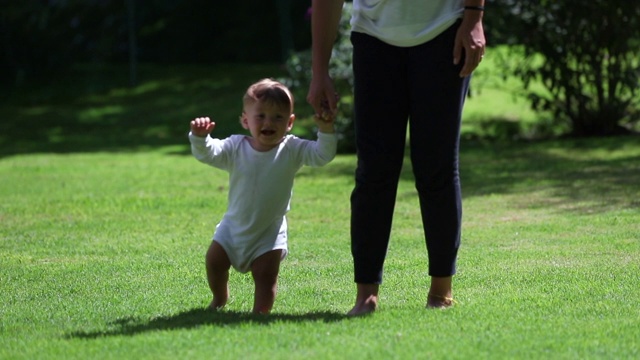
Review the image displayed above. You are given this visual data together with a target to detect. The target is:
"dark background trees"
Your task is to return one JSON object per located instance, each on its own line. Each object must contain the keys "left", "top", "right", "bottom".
{"left": 1, "top": 0, "right": 311, "bottom": 86}
{"left": 1, "top": 0, "right": 638, "bottom": 141}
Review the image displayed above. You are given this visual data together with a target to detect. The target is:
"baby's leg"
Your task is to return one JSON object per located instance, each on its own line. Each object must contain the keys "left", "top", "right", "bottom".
{"left": 206, "top": 241, "right": 231, "bottom": 310}
{"left": 250, "top": 250, "right": 283, "bottom": 314}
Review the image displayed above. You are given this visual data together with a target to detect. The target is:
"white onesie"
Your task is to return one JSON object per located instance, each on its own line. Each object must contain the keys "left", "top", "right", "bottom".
{"left": 189, "top": 132, "right": 338, "bottom": 273}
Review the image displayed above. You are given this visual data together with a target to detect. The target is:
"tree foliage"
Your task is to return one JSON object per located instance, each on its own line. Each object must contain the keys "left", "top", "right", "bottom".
{"left": 490, "top": 0, "right": 640, "bottom": 136}
{"left": 4, "top": 1, "right": 639, "bottom": 139}
{"left": 0, "top": 0, "right": 311, "bottom": 87}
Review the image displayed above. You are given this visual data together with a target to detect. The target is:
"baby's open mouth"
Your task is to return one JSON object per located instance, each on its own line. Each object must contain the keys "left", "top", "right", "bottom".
{"left": 261, "top": 129, "right": 276, "bottom": 136}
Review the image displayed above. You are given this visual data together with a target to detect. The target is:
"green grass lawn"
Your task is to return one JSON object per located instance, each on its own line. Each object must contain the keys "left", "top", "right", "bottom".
{"left": 1, "top": 63, "right": 639, "bottom": 359}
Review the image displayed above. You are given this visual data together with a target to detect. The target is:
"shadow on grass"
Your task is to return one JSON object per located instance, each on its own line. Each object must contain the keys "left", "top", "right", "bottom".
{"left": 456, "top": 137, "right": 640, "bottom": 214}
{"left": 0, "top": 63, "right": 292, "bottom": 158}
{"left": 67, "top": 308, "right": 349, "bottom": 339}
{"left": 305, "top": 135, "right": 640, "bottom": 215}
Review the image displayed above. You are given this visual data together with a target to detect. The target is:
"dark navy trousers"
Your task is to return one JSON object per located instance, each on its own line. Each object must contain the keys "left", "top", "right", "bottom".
{"left": 350, "top": 22, "right": 470, "bottom": 283}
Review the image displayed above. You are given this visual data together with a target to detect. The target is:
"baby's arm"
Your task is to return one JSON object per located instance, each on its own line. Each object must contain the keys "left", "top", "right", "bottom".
{"left": 299, "top": 126, "right": 338, "bottom": 167}
{"left": 190, "top": 117, "right": 216, "bottom": 137}
{"left": 189, "top": 117, "right": 230, "bottom": 169}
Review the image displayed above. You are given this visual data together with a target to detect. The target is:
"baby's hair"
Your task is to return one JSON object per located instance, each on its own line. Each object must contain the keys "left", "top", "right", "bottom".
{"left": 243, "top": 78, "right": 294, "bottom": 113}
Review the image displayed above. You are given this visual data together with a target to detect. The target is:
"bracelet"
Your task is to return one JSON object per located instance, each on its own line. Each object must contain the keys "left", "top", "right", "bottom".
{"left": 464, "top": 6, "right": 485, "bottom": 11}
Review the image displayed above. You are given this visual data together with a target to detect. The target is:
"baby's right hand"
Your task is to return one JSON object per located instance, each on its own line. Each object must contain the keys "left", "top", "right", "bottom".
{"left": 190, "top": 117, "right": 216, "bottom": 137}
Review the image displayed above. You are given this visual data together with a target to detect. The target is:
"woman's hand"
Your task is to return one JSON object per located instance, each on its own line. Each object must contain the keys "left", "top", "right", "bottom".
{"left": 454, "top": 11, "right": 486, "bottom": 77}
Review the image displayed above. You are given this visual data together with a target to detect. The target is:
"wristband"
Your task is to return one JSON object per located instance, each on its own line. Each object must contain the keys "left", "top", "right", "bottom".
{"left": 464, "top": 6, "right": 485, "bottom": 11}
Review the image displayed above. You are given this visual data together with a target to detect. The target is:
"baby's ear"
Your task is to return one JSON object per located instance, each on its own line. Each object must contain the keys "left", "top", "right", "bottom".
{"left": 287, "top": 114, "right": 295, "bottom": 130}
{"left": 239, "top": 112, "right": 249, "bottom": 129}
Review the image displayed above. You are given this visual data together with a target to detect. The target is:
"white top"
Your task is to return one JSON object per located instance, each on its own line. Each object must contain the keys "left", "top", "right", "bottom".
{"left": 189, "top": 132, "right": 338, "bottom": 272}
{"left": 350, "top": 0, "right": 464, "bottom": 47}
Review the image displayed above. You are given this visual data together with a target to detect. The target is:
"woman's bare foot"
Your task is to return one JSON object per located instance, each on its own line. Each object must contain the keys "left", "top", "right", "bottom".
{"left": 426, "top": 293, "right": 455, "bottom": 309}
{"left": 347, "top": 283, "right": 379, "bottom": 316}
{"left": 426, "top": 276, "right": 454, "bottom": 309}
{"left": 347, "top": 296, "right": 378, "bottom": 316}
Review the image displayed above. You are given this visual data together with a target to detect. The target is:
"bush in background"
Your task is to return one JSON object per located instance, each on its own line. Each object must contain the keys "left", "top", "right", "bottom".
{"left": 487, "top": 0, "right": 640, "bottom": 137}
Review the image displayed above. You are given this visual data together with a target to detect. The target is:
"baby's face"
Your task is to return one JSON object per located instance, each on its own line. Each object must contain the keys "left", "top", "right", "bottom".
{"left": 241, "top": 101, "right": 294, "bottom": 152}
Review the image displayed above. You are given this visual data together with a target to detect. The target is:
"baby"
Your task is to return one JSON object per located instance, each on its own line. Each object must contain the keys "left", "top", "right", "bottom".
{"left": 189, "top": 78, "right": 337, "bottom": 314}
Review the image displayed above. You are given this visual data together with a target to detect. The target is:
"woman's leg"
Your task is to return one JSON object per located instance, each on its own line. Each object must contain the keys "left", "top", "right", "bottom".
{"left": 349, "top": 32, "right": 411, "bottom": 315}
{"left": 406, "top": 22, "right": 469, "bottom": 307}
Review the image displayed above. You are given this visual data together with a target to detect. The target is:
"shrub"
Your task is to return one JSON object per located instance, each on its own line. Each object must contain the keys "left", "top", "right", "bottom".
{"left": 490, "top": 0, "right": 640, "bottom": 136}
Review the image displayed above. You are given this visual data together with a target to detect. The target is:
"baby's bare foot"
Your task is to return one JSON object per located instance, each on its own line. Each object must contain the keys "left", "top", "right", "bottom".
{"left": 209, "top": 298, "right": 226, "bottom": 311}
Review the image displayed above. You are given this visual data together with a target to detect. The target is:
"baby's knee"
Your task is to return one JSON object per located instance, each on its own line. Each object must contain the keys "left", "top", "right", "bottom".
{"left": 206, "top": 241, "right": 231, "bottom": 271}
{"left": 251, "top": 251, "right": 282, "bottom": 283}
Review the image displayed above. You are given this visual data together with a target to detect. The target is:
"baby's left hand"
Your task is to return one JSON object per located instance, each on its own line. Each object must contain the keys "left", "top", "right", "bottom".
{"left": 313, "top": 94, "right": 337, "bottom": 133}
{"left": 314, "top": 113, "right": 335, "bottom": 134}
